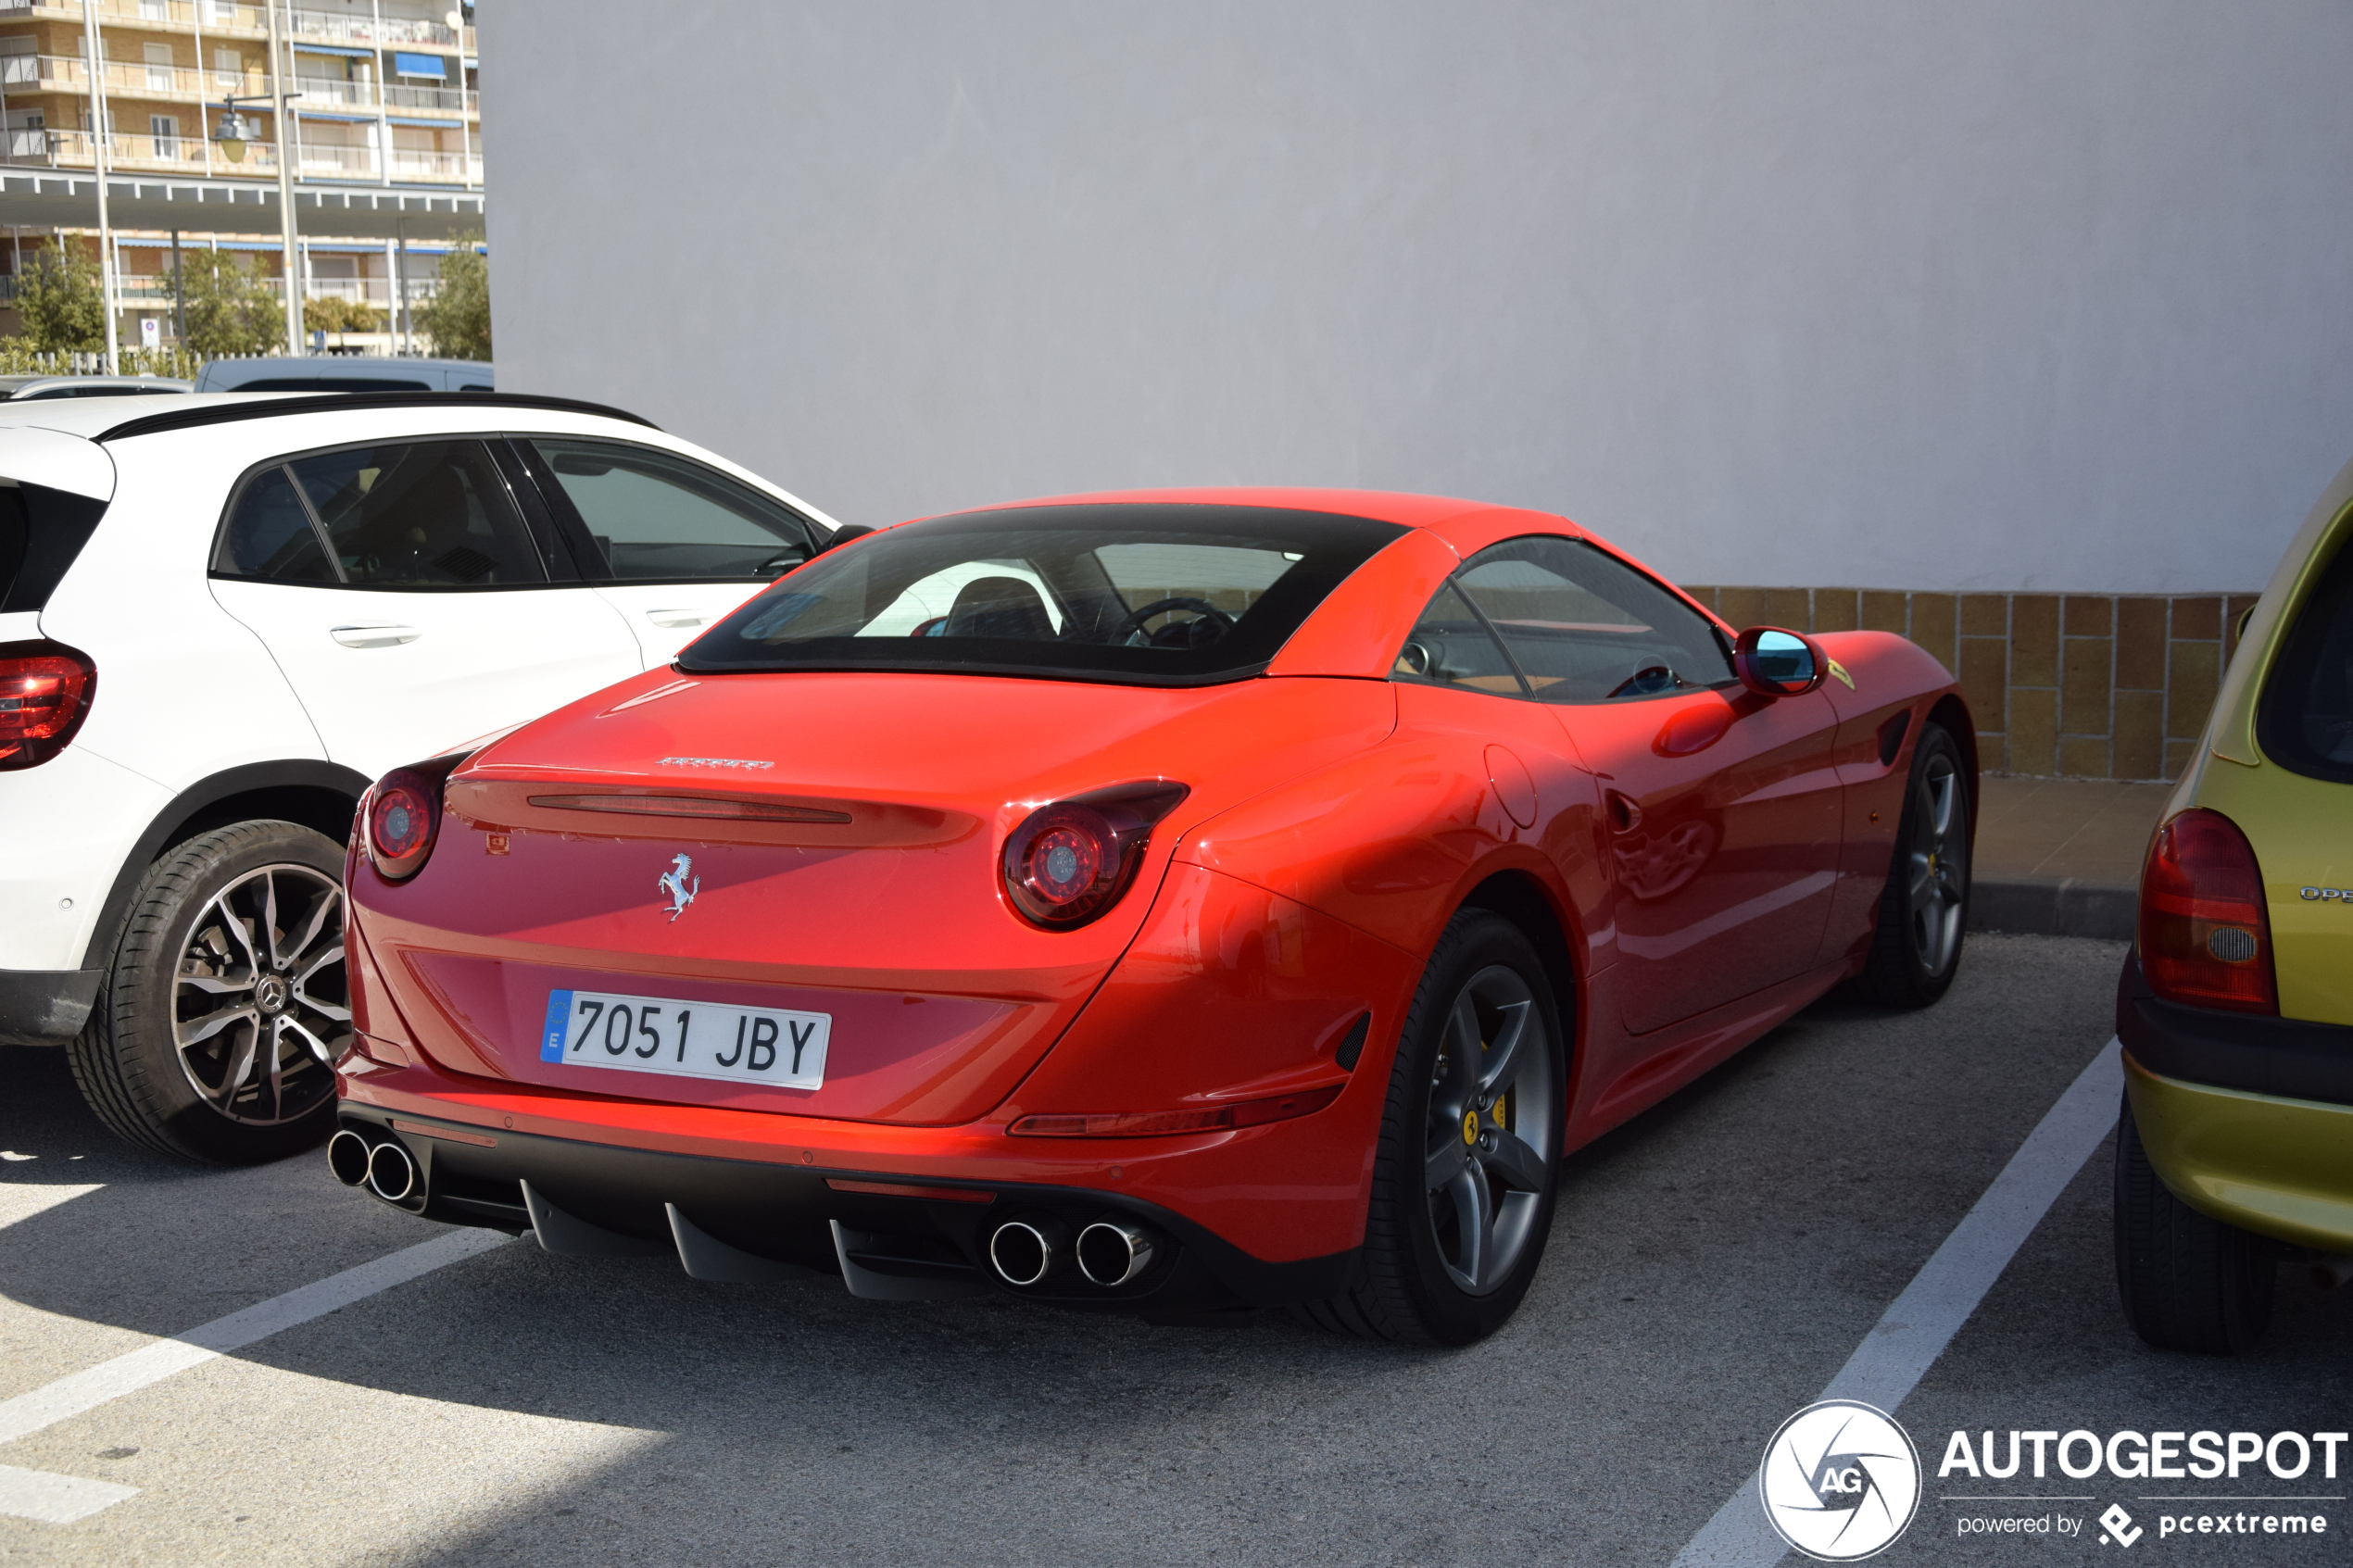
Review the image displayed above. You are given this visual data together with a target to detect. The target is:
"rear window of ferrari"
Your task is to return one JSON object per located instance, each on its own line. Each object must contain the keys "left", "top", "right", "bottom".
{"left": 680, "top": 503, "right": 1408, "bottom": 686}
{"left": 2258, "top": 532, "right": 2353, "bottom": 784}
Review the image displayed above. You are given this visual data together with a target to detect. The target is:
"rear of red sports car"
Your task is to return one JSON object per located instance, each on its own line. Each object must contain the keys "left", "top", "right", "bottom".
{"left": 333, "top": 501, "right": 1424, "bottom": 1315}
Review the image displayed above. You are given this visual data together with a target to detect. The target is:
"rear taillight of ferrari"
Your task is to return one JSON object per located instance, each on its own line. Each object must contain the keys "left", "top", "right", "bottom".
{"left": 0, "top": 641, "right": 95, "bottom": 771}
{"left": 1000, "top": 781, "right": 1189, "bottom": 930}
{"left": 2139, "top": 808, "right": 2277, "bottom": 1015}
{"left": 362, "top": 753, "right": 472, "bottom": 882}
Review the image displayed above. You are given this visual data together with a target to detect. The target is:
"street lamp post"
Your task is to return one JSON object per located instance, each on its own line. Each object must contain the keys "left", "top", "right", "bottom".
{"left": 209, "top": 83, "right": 304, "bottom": 358}
{"left": 267, "top": 0, "right": 302, "bottom": 356}
{"left": 80, "top": 0, "right": 120, "bottom": 375}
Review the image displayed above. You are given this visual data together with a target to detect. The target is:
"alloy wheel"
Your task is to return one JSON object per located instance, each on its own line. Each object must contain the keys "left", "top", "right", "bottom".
{"left": 171, "top": 864, "right": 349, "bottom": 1125}
{"left": 1906, "top": 754, "right": 1967, "bottom": 975}
{"left": 1422, "top": 964, "right": 1556, "bottom": 1296}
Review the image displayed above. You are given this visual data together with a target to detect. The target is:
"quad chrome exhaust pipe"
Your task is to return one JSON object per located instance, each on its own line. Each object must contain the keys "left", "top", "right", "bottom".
{"left": 987, "top": 1215, "right": 1070, "bottom": 1286}
{"left": 327, "top": 1127, "right": 422, "bottom": 1207}
{"left": 326, "top": 1128, "right": 372, "bottom": 1186}
{"left": 986, "top": 1214, "right": 1162, "bottom": 1289}
{"left": 368, "top": 1141, "right": 419, "bottom": 1203}
{"left": 1076, "top": 1220, "right": 1156, "bottom": 1287}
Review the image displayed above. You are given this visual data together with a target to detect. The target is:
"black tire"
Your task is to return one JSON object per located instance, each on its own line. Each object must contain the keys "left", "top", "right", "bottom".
{"left": 69, "top": 821, "right": 351, "bottom": 1165}
{"left": 1855, "top": 721, "right": 1970, "bottom": 1007}
{"left": 2113, "top": 1092, "right": 2275, "bottom": 1354}
{"left": 1296, "top": 909, "right": 1567, "bottom": 1346}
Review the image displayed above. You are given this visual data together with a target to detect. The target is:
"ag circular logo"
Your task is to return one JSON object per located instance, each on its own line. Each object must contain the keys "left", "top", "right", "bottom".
{"left": 1756, "top": 1399, "right": 1921, "bottom": 1561}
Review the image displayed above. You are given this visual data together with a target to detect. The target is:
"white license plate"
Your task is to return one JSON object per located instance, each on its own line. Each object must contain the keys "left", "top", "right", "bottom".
{"left": 539, "top": 988, "right": 829, "bottom": 1090}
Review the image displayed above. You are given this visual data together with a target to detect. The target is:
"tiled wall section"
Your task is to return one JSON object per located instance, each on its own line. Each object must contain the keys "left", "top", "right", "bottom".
{"left": 1678, "top": 588, "right": 2262, "bottom": 781}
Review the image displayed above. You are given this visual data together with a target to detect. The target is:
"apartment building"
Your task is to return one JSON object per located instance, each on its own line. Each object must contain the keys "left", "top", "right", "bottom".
{"left": 0, "top": 0, "right": 484, "bottom": 348}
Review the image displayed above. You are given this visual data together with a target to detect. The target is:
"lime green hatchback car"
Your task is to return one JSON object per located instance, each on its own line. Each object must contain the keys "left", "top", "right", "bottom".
{"left": 2116, "top": 457, "right": 2353, "bottom": 1353}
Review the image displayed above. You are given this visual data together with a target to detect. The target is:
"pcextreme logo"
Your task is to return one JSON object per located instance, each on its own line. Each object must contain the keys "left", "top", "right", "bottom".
{"left": 1757, "top": 1400, "right": 1922, "bottom": 1561}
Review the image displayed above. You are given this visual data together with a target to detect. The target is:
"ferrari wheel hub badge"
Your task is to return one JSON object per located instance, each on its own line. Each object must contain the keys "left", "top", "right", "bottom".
{"left": 1462, "top": 1109, "right": 1479, "bottom": 1146}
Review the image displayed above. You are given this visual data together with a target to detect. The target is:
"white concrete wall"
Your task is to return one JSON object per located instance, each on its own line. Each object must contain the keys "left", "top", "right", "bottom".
{"left": 481, "top": 1, "right": 2353, "bottom": 592}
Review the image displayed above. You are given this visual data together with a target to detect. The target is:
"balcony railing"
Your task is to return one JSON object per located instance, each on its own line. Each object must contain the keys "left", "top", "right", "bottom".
{"left": 380, "top": 82, "right": 469, "bottom": 113}
{"left": 288, "top": 6, "right": 468, "bottom": 50}
{"left": 6, "top": 126, "right": 265, "bottom": 171}
{"left": 265, "top": 275, "right": 446, "bottom": 306}
{"left": 3, "top": 54, "right": 474, "bottom": 116}
{"left": 291, "top": 74, "right": 374, "bottom": 108}
{"left": 6, "top": 52, "right": 270, "bottom": 99}
{"left": 384, "top": 145, "right": 474, "bottom": 182}
{"left": 0, "top": 270, "right": 449, "bottom": 306}
{"left": 2, "top": 125, "right": 484, "bottom": 185}
{"left": 0, "top": 1, "right": 474, "bottom": 54}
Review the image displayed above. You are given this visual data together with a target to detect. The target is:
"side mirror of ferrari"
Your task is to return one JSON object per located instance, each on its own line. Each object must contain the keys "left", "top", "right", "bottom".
{"left": 810, "top": 523, "right": 875, "bottom": 559}
{"left": 1734, "top": 626, "right": 1827, "bottom": 697}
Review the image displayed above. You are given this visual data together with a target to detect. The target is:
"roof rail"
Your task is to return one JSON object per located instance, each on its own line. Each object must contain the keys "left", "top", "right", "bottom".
{"left": 97, "top": 390, "right": 659, "bottom": 443}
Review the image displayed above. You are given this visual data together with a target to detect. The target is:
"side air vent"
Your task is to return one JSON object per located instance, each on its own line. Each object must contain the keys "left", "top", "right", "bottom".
{"left": 1876, "top": 711, "right": 1911, "bottom": 768}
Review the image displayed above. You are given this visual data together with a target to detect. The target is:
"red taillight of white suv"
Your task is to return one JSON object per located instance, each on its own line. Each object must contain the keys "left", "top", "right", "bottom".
{"left": 2139, "top": 807, "right": 2278, "bottom": 1014}
{"left": 0, "top": 640, "right": 95, "bottom": 771}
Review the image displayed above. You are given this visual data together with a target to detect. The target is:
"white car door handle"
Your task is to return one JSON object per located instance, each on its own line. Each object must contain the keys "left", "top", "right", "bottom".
{"left": 330, "top": 624, "right": 422, "bottom": 648}
{"left": 645, "top": 608, "right": 707, "bottom": 629}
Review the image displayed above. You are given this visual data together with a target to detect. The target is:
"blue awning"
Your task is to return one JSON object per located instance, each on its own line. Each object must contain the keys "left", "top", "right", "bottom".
{"left": 383, "top": 116, "right": 455, "bottom": 128}
{"left": 295, "top": 42, "right": 374, "bottom": 57}
{"left": 295, "top": 108, "right": 379, "bottom": 122}
{"left": 115, "top": 238, "right": 393, "bottom": 253}
{"left": 393, "top": 52, "right": 447, "bottom": 79}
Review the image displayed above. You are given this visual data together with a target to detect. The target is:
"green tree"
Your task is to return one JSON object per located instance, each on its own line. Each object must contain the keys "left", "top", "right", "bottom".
{"left": 303, "top": 295, "right": 384, "bottom": 339}
{"left": 14, "top": 242, "right": 106, "bottom": 352}
{"left": 411, "top": 236, "right": 489, "bottom": 360}
{"left": 177, "top": 249, "right": 280, "bottom": 358}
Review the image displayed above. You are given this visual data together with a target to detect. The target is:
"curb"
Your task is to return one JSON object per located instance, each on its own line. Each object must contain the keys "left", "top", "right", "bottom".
{"left": 1969, "top": 876, "right": 2135, "bottom": 941}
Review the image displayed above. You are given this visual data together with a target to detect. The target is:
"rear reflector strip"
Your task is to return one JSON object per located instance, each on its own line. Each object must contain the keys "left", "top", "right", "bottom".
{"left": 824, "top": 1178, "right": 995, "bottom": 1204}
{"left": 1008, "top": 1085, "right": 1343, "bottom": 1139}
{"left": 389, "top": 1117, "right": 496, "bottom": 1148}
{"left": 527, "top": 794, "right": 851, "bottom": 823}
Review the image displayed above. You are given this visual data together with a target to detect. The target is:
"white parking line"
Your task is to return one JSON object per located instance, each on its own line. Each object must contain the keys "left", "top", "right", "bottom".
{"left": 0, "top": 1464, "right": 140, "bottom": 1525}
{"left": 0, "top": 1227, "right": 511, "bottom": 1457}
{"left": 1671, "top": 1037, "right": 2125, "bottom": 1567}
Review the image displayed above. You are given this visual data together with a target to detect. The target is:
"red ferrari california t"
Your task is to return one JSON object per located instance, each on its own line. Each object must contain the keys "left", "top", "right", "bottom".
{"left": 328, "top": 489, "right": 1972, "bottom": 1343}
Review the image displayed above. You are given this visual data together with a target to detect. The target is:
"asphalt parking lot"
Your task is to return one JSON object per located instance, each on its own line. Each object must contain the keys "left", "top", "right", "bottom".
{"left": 3, "top": 932, "right": 2347, "bottom": 1567}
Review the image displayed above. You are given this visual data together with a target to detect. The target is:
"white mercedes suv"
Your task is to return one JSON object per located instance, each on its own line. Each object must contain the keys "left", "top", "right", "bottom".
{"left": 0, "top": 391, "right": 841, "bottom": 1162}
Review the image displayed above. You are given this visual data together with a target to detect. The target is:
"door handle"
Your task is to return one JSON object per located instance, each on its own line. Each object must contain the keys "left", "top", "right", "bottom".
{"left": 330, "top": 624, "right": 421, "bottom": 648}
{"left": 645, "top": 608, "right": 707, "bottom": 629}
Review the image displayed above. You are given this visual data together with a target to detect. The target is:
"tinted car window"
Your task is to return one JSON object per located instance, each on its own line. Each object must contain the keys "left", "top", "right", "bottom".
{"left": 284, "top": 441, "right": 545, "bottom": 587}
{"left": 232, "top": 377, "right": 435, "bottom": 392}
{"left": 1453, "top": 536, "right": 1731, "bottom": 702}
{"left": 1392, "top": 583, "right": 1528, "bottom": 696}
{"left": 211, "top": 467, "right": 334, "bottom": 583}
{"left": 528, "top": 440, "right": 813, "bottom": 581}
{"left": 0, "top": 483, "right": 110, "bottom": 614}
{"left": 685, "top": 504, "right": 1405, "bottom": 686}
{"left": 19, "top": 384, "right": 171, "bottom": 399}
{"left": 2258, "top": 534, "right": 2353, "bottom": 784}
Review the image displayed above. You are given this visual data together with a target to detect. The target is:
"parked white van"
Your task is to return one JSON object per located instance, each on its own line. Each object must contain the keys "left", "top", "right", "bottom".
{"left": 194, "top": 357, "right": 495, "bottom": 394}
